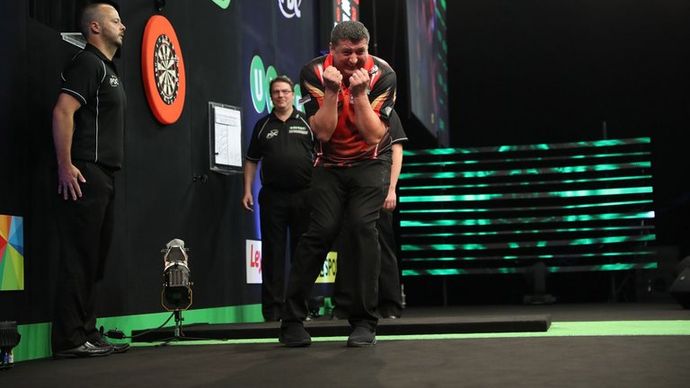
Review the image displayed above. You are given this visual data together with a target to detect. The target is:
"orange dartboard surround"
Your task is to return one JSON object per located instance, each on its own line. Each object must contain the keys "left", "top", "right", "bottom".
{"left": 141, "top": 15, "right": 186, "bottom": 125}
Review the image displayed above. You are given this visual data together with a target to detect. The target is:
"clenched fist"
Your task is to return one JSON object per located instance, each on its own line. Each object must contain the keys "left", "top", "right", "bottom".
{"left": 323, "top": 66, "right": 343, "bottom": 92}
{"left": 348, "top": 68, "right": 370, "bottom": 97}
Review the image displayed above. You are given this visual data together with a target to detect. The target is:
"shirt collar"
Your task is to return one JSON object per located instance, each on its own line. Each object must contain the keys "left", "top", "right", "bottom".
{"left": 84, "top": 43, "right": 113, "bottom": 64}
{"left": 271, "top": 106, "right": 301, "bottom": 120}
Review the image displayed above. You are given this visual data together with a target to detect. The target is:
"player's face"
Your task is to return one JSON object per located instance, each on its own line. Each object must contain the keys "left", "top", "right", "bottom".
{"left": 330, "top": 39, "right": 368, "bottom": 79}
{"left": 270, "top": 81, "right": 293, "bottom": 111}
{"left": 99, "top": 5, "right": 126, "bottom": 48}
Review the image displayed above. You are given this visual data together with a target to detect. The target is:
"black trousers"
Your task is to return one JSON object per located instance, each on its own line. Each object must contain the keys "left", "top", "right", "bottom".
{"left": 282, "top": 159, "right": 388, "bottom": 330}
{"left": 52, "top": 161, "right": 115, "bottom": 352}
{"left": 258, "top": 186, "right": 310, "bottom": 320}
{"left": 333, "top": 209, "right": 403, "bottom": 318}
{"left": 374, "top": 209, "right": 403, "bottom": 317}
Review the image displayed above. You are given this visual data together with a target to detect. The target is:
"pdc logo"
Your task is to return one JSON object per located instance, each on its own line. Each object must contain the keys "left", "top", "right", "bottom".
{"left": 249, "top": 55, "right": 304, "bottom": 114}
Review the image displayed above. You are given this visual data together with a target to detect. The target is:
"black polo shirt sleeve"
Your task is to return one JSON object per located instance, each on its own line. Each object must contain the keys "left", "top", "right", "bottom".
{"left": 246, "top": 116, "right": 267, "bottom": 162}
{"left": 389, "top": 109, "right": 408, "bottom": 144}
{"left": 61, "top": 51, "right": 104, "bottom": 106}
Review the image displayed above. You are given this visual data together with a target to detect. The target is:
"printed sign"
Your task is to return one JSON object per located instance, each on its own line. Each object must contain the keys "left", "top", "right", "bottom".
{"left": 246, "top": 239, "right": 262, "bottom": 284}
{"left": 315, "top": 251, "right": 337, "bottom": 284}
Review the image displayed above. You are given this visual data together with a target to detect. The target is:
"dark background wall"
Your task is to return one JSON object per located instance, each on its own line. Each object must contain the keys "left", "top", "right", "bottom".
{"left": 1, "top": 0, "right": 689, "bottom": 322}
{"left": 362, "top": 0, "right": 689, "bottom": 304}
{"left": 443, "top": 0, "right": 690, "bottom": 250}
{"left": 369, "top": 0, "right": 689, "bottom": 248}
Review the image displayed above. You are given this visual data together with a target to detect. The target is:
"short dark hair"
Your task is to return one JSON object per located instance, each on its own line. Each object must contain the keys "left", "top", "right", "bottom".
{"left": 79, "top": 1, "right": 120, "bottom": 38}
{"left": 270, "top": 75, "right": 294, "bottom": 92}
{"left": 330, "top": 21, "right": 370, "bottom": 46}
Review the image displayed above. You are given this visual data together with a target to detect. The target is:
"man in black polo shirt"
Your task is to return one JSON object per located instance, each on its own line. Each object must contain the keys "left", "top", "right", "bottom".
{"left": 375, "top": 110, "right": 407, "bottom": 318}
{"left": 51, "top": 1, "right": 128, "bottom": 358}
{"left": 242, "top": 75, "right": 314, "bottom": 322}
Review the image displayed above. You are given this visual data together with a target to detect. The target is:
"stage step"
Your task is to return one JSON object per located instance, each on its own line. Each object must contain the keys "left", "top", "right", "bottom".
{"left": 131, "top": 314, "right": 551, "bottom": 342}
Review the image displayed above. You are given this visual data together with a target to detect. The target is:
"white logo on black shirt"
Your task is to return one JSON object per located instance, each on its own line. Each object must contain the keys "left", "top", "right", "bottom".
{"left": 109, "top": 75, "right": 119, "bottom": 87}
{"left": 289, "top": 126, "right": 308, "bottom": 135}
{"left": 266, "top": 129, "right": 279, "bottom": 139}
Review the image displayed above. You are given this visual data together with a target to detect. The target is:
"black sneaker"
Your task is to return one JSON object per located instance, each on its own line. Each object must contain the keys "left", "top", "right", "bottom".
{"left": 279, "top": 322, "right": 312, "bottom": 347}
{"left": 347, "top": 326, "right": 376, "bottom": 347}
{"left": 53, "top": 341, "right": 114, "bottom": 359}
{"left": 91, "top": 336, "right": 130, "bottom": 354}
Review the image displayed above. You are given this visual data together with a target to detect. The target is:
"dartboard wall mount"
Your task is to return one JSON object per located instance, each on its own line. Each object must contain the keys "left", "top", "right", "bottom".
{"left": 142, "top": 15, "right": 186, "bottom": 125}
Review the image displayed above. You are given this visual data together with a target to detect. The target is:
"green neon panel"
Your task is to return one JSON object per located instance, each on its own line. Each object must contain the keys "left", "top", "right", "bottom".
{"left": 402, "top": 234, "right": 655, "bottom": 252}
{"left": 400, "top": 162, "right": 651, "bottom": 180}
{"left": 400, "top": 211, "right": 655, "bottom": 228}
{"left": 399, "top": 137, "right": 656, "bottom": 278}
{"left": 399, "top": 199, "right": 653, "bottom": 214}
{"left": 403, "top": 151, "right": 650, "bottom": 168}
{"left": 400, "top": 175, "right": 652, "bottom": 191}
{"left": 401, "top": 225, "right": 654, "bottom": 238}
{"left": 402, "top": 261, "right": 657, "bottom": 276}
{"left": 400, "top": 187, "right": 652, "bottom": 203}
{"left": 402, "top": 250, "right": 657, "bottom": 262}
{"left": 403, "top": 137, "right": 650, "bottom": 156}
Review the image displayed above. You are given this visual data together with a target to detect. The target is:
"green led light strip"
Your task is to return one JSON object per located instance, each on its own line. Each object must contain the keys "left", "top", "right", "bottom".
{"left": 400, "top": 211, "right": 654, "bottom": 228}
{"left": 401, "top": 225, "right": 654, "bottom": 239}
{"left": 401, "top": 234, "right": 656, "bottom": 252}
{"left": 403, "top": 151, "right": 651, "bottom": 168}
{"left": 400, "top": 187, "right": 652, "bottom": 204}
{"left": 401, "top": 250, "right": 657, "bottom": 262}
{"left": 403, "top": 137, "right": 651, "bottom": 156}
{"left": 400, "top": 162, "right": 651, "bottom": 180}
{"left": 401, "top": 261, "right": 658, "bottom": 276}
{"left": 399, "top": 199, "right": 653, "bottom": 214}
{"left": 400, "top": 175, "right": 652, "bottom": 191}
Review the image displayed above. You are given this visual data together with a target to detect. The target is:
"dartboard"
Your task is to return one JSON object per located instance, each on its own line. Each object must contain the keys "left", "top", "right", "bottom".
{"left": 142, "top": 15, "right": 186, "bottom": 124}
{"left": 154, "top": 34, "right": 179, "bottom": 105}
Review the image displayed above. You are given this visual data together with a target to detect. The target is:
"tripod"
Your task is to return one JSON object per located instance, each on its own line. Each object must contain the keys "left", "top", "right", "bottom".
{"left": 158, "top": 310, "right": 206, "bottom": 345}
{"left": 171, "top": 310, "right": 185, "bottom": 338}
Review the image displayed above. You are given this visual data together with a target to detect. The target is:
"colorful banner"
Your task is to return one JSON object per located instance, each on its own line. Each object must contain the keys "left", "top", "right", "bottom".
{"left": 0, "top": 215, "right": 24, "bottom": 291}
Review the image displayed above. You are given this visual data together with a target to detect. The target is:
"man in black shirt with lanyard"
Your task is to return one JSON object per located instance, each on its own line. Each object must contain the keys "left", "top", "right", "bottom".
{"left": 51, "top": 1, "right": 128, "bottom": 358}
{"left": 375, "top": 110, "right": 407, "bottom": 318}
{"left": 242, "top": 75, "right": 314, "bottom": 322}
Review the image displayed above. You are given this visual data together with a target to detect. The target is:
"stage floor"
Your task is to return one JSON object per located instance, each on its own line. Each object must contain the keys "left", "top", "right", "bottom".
{"left": 4, "top": 302, "right": 690, "bottom": 387}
